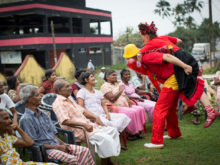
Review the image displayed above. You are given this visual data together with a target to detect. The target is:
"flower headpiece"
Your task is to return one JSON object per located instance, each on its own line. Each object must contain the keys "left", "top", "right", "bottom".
{"left": 139, "top": 21, "right": 158, "bottom": 35}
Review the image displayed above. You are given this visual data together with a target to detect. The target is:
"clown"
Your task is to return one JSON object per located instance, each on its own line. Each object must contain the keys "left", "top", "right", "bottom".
{"left": 123, "top": 21, "right": 219, "bottom": 149}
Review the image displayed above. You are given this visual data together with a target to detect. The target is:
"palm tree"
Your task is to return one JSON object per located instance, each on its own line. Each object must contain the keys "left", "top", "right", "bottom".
{"left": 154, "top": 0, "right": 171, "bottom": 18}
{"left": 189, "top": 0, "right": 203, "bottom": 12}
{"left": 155, "top": 0, "right": 204, "bottom": 26}
{"left": 184, "top": 16, "right": 196, "bottom": 29}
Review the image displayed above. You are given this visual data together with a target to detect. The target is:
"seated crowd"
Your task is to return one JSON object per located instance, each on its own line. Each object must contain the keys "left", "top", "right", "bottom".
{"left": 0, "top": 67, "right": 160, "bottom": 165}
{"left": 3, "top": 66, "right": 214, "bottom": 165}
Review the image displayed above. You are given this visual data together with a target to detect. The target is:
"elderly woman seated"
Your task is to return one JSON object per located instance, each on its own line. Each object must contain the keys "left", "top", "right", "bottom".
{"left": 0, "top": 109, "right": 57, "bottom": 165}
{"left": 7, "top": 76, "right": 21, "bottom": 103}
{"left": 52, "top": 79, "right": 120, "bottom": 165}
{"left": 72, "top": 70, "right": 85, "bottom": 100}
{"left": 120, "top": 69, "right": 156, "bottom": 122}
{"left": 100, "top": 69, "right": 147, "bottom": 140}
{"left": 77, "top": 72, "right": 131, "bottom": 150}
{"left": 19, "top": 85, "right": 94, "bottom": 165}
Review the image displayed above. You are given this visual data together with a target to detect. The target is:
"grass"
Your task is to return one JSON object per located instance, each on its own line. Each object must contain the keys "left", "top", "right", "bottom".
{"left": 91, "top": 66, "right": 220, "bottom": 164}
{"left": 62, "top": 65, "right": 220, "bottom": 165}
{"left": 21, "top": 107, "right": 220, "bottom": 165}
{"left": 203, "top": 64, "right": 220, "bottom": 74}
{"left": 96, "top": 63, "right": 127, "bottom": 70}
{"left": 94, "top": 114, "right": 220, "bottom": 165}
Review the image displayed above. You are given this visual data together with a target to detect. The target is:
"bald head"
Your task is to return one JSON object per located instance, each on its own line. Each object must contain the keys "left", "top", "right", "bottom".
{"left": 53, "top": 79, "right": 72, "bottom": 98}
{"left": 54, "top": 79, "right": 65, "bottom": 93}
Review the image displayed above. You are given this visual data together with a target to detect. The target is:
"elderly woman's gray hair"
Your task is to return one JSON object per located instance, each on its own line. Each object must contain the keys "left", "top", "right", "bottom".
{"left": 20, "top": 85, "right": 38, "bottom": 103}
{"left": 104, "top": 69, "right": 116, "bottom": 81}
{"left": 54, "top": 79, "right": 66, "bottom": 93}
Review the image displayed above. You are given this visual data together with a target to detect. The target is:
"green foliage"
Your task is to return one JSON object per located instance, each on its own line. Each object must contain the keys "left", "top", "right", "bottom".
{"left": 154, "top": 0, "right": 171, "bottom": 18}
{"left": 168, "top": 26, "right": 195, "bottom": 52}
{"left": 168, "top": 19, "right": 220, "bottom": 53}
{"left": 154, "top": 0, "right": 204, "bottom": 28}
{"left": 203, "top": 65, "right": 220, "bottom": 74}
{"left": 113, "top": 27, "right": 143, "bottom": 48}
{"left": 97, "top": 63, "right": 127, "bottom": 70}
{"left": 114, "top": 18, "right": 220, "bottom": 53}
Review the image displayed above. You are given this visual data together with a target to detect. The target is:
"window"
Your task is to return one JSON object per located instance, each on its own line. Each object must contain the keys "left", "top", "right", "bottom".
{"left": 100, "top": 21, "right": 111, "bottom": 35}
{"left": 72, "top": 18, "right": 82, "bottom": 34}
{"left": 88, "top": 47, "right": 102, "bottom": 54}
{"left": 78, "top": 48, "right": 87, "bottom": 53}
{"left": 48, "top": 17, "right": 70, "bottom": 33}
{"left": 105, "top": 47, "right": 110, "bottom": 52}
{"left": 0, "top": 14, "right": 44, "bottom": 36}
{"left": 90, "top": 21, "right": 99, "bottom": 35}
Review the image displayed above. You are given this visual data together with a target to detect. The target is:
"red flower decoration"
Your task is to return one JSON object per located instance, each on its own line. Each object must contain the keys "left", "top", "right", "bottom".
{"left": 140, "top": 21, "right": 158, "bottom": 35}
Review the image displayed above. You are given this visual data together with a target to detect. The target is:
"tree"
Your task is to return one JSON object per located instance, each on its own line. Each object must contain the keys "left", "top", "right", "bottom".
{"left": 113, "top": 27, "right": 143, "bottom": 48}
{"left": 168, "top": 19, "right": 220, "bottom": 53}
{"left": 154, "top": 0, "right": 171, "bottom": 18}
{"left": 168, "top": 26, "right": 196, "bottom": 52}
{"left": 154, "top": 0, "right": 203, "bottom": 27}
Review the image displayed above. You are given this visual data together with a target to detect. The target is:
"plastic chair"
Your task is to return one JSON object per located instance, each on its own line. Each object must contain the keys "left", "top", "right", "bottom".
{"left": 140, "top": 93, "right": 151, "bottom": 100}
{"left": 40, "top": 94, "right": 92, "bottom": 143}
{"left": 15, "top": 145, "right": 44, "bottom": 162}
{"left": 15, "top": 100, "right": 26, "bottom": 120}
{"left": 41, "top": 93, "right": 57, "bottom": 108}
{"left": 30, "top": 127, "right": 75, "bottom": 163}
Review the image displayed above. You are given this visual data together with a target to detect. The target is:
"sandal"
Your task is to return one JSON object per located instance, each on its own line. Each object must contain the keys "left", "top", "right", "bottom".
{"left": 127, "top": 135, "right": 138, "bottom": 141}
{"left": 121, "top": 146, "right": 128, "bottom": 150}
{"left": 136, "top": 134, "right": 144, "bottom": 139}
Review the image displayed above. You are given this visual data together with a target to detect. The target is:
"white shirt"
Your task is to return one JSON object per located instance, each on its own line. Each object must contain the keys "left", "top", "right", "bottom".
{"left": 87, "top": 61, "right": 95, "bottom": 70}
{"left": 98, "top": 72, "right": 105, "bottom": 80}
{"left": 131, "top": 75, "right": 150, "bottom": 92}
{"left": 0, "top": 93, "right": 15, "bottom": 109}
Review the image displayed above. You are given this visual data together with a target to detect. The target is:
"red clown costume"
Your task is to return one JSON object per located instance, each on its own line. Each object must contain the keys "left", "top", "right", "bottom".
{"left": 124, "top": 22, "right": 218, "bottom": 148}
{"left": 139, "top": 35, "right": 204, "bottom": 106}
{"left": 139, "top": 47, "right": 203, "bottom": 145}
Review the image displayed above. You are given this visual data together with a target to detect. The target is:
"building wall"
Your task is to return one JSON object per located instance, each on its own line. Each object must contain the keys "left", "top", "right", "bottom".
{"left": 0, "top": 0, "right": 26, "bottom": 4}
{"left": 112, "top": 46, "right": 126, "bottom": 65}
{"left": 0, "top": 0, "right": 86, "bottom": 8}
{"left": 0, "top": 0, "right": 112, "bottom": 74}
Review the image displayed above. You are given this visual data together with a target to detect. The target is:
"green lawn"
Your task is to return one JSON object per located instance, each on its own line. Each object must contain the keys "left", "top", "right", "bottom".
{"left": 95, "top": 114, "right": 220, "bottom": 165}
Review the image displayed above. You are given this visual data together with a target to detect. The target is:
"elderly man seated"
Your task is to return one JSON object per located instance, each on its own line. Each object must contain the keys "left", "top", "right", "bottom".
{"left": 19, "top": 85, "right": 95, "bottom": 165}
{"left": 52, "top": 79, "right": 120, "bottom": 165}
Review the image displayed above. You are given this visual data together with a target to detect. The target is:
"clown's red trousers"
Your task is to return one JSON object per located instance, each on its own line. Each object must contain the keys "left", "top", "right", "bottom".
{"left": 151, "top": 87, "right": 182, "bottom": 144}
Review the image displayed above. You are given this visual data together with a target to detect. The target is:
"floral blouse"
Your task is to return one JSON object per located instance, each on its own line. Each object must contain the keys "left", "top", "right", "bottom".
{"left": 0, "top": 134, "right": 56, "bottom": 165}
{"left": 100, "top": 82, "right": 129, "bottom": 107}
